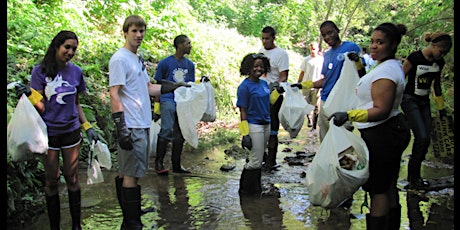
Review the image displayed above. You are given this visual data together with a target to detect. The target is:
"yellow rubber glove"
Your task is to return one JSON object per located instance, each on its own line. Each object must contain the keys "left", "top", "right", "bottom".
{"left": 354, "top": 58, "right": 365, "bottom": 70}
{"left": 301, "top": 80, "right": 314, "bottom": 89}
{"left": 433, "top": 95, "right": 445, "bottom": 110}
{"left": 81, "top": 121, "right": 92, "bottom": 131}
{"left": 28, "top": 88, "right": 43, "bottom": 106}
{"left": 347, "top": 109, "right": 368, "bottom": 122}
{"left": 238, "top": 120, "right": 250, "bottom": 136}
{"left": 270, "top": 90, "right": 281, "bottom": 105}
{"left": 153, "top": 102, "right": 161, "bottom": 114}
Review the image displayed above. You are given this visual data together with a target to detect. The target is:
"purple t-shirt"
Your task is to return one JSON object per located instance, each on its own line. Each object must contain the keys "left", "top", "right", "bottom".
{"left": 30, "top": 63, "right": 86, "bottom": 136}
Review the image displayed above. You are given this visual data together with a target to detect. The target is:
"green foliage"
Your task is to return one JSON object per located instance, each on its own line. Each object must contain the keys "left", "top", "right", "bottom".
{"left": 7, "top": 0, "right": 454, "bottom": 226}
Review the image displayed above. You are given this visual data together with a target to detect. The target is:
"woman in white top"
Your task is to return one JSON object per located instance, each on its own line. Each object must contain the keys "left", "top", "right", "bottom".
{"left": 329, "top": 22, "right": 411, "bottom": 230}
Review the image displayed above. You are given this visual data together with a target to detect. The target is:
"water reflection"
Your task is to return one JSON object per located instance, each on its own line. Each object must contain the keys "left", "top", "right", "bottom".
{"left": 239, "top": 194, "right": 284, "bottom": 229}
{"left": 156, "top": 175, "right": 191, "bottom": 229}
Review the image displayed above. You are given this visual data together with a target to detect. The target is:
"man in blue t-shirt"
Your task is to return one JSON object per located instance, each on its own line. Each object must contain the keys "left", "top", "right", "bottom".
{"left": 292, "top": 21, "right": 366, "bottom": 142}
{"left": 153, "top": 34, "right": 196, "bottom": 175}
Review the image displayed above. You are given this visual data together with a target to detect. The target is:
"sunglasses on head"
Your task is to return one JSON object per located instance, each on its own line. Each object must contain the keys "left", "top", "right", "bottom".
{"left": 252, "top": 53, "right": 266, "bottom": 59}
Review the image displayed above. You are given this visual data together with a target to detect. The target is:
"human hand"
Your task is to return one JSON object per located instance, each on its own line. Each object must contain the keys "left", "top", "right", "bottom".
{"left": 160, "top": 80, "right": 191, "bottom": 94}
{"left": 329, "top": 112, "right": 349, "bottom": 126}
{"left": 347, "top": 52, "right": 360, "bottom": 62}
{"left": 291, "top": 80, "right": 313, "bottom": 90}
{"left": 15, "top": 83, "right": 32, "bottom": 98}
{"left": 153, "top": 113, "right": 161, "bottom": 122}
{"left": 241, "top": 135, "right": 252, "bottom": 150}
{"left": 270, "top": 82, "right": 284, "bottom": 93}
{"left": 86, "top": 128, "right": 100, "bottom": 144}
{"left": 112, "top": 112, "right": 133, "bottom": 150}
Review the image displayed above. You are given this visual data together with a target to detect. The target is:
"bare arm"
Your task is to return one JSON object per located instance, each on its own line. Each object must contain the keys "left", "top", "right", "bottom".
{"left": 402, "top": 59, "right": 412, "bottom": 76}
{"left": 239, "top": 107, "right": 247, "bottom": 121}
{"left": 367, "top": 79, "right": 396, "bottom": 121}
{"left": 148, "top": 82, "right": 162, "bottom": 97}
{"left": 76, "top": 93, "right": 89, "bottom": 124}
{"left": 278, "top": 70, "right": 289, "bottom": 83}
{"left": 297, "top": 71, "right": 305, "bottom": 83}
{"left": 109, "top": 85, "right": 124, "bottom": 113}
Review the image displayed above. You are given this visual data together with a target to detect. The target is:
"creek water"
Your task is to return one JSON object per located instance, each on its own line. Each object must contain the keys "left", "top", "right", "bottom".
{"left": 8, "top": 124, "right": 454, "bottom": 230}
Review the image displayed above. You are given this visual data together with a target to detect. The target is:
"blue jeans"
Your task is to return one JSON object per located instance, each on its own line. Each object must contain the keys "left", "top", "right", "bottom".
{"left": 400, "top": 94, "right": 432, "bottom": 165}
{"left": 158, "top": 101, "right": 184, "bottom": 143}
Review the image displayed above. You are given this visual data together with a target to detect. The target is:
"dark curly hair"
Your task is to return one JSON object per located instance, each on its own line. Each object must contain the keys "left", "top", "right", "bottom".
{"left": 239, "top": 53, "right": 271, "bottom": 76}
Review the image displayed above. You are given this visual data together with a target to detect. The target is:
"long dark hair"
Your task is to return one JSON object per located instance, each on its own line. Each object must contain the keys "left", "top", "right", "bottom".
{"left": 40, "top": 30, "right": 79, "bottom": 78}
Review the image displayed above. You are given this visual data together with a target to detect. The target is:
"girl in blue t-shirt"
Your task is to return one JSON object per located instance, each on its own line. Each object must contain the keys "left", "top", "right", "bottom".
{"left": 236, "top": 53, "right": 273, "bottom": 196}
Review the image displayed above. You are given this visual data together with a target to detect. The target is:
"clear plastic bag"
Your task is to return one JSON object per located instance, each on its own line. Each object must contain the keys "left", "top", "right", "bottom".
{"left": 87, "top": 143, "right": 104, "bottom": 185}
{"left": 279, "top": 82, "right": 314, "bottom": 138}
{"left": 322, "top": 53, "right": 360, "bottom": 117}
{"left": 305, "top": 118, "right": 369, "bottom": 208}
{"left": 93, "top": 141, "right": 112, "bottom": 170}
{"left": 175, "top": 83, "right": 208, "bottom": 148}
{"left": 200, "top": 81, "right": 216, "bottom": 122}
{"left": 7, "top": 94, "right": 48, "bottom": 162}
{"left": 149, "top": 119, "right": 161, "bottom": 157}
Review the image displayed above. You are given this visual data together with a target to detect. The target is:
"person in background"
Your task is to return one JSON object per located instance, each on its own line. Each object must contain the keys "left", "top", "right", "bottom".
{"left": 109, "top": 15, "right": 189, "bottom": 229}
{"left": 15, "top": 30, "right": 99, "bottom": 230}
{"left": 259, "top": 26, "right": 289, "bottom": 171}
{"left": 297, "top": 41, "right": 324, "bottom": 131}
{"left": 329, "top": 22, "right": 410, "bottom": 230}
{"left": 153, "top": 34, "right": 196, "bottom": 175}
{"left": 400, "top": 32, "right": 452, "bottom": 190}
{"left": 291, "top": 20, "right": 366, "bottom": 142}
{"left": 237, "top": 53, "right": 285, "bottom": 196}
{"left": 361, "top": 47, "right": 375, "bottom": 72}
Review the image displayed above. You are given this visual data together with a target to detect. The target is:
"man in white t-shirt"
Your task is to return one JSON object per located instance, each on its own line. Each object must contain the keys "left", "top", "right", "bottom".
{"left": 297, "top": 42, "right": 324, "bottom": 131}
{"left": 259, "top": 26, "right": 289, "bottom": 171}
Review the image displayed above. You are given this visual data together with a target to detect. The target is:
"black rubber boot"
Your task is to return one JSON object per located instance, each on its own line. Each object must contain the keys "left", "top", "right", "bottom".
{"left": 68, "top": 189, "right": 82, "bottom": 230}
{"left": 238, "top": 168, "right": 262, "bottom": 196}
{"left": 155, "top": 138, "right": 169, "bottom": 175}
{"left": 366, "top": 214, "right": 389, "bottom": 230}
{"left": 115, "top": 176, "right": 126, "bottom": 227}
{"left": 172, "top": 140, "right": 190, "bottom": 173}
{"left": 407, "top": 160, "right": 429, "bottom": 189}
{"left": 264, "top": 135, "right": 279, "bottom": 170}
{"left": 45, "top": 193, "right": 61, "bottom": 230}
{"left": 388, "top": 204, "right": 401, "bottom": 230}
{"left": 115, "top": 176, "right": 124, "bottom": 207}
{"left": 121, "top": 186, "right": 143, "bottom": 230}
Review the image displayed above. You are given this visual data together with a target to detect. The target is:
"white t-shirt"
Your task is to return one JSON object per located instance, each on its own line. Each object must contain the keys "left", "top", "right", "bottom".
{"left": 299, "top": 55, "right": 324, "bottom": 82}
{"left": 109, "top": 47, "right": 152, "bottom": 128}
{"left": 259, "top": 47, "right": 289, "bottom": 83}
{"left": 355, "top": 59, "right": 405, "bottom": 129}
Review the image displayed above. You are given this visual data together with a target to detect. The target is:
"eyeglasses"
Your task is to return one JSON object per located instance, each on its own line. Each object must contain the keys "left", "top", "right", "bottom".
{"left": 252, "top": 53, "right": 266, "bottom": 59}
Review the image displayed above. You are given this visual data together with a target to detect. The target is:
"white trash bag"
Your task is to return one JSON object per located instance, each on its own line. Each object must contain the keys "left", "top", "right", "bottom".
{"left": 87, "top": 143, "right": 104, "bottom": 185}
{"left": 7, "top": 94, "right": 48, "bottom": 162}
{"left": 149, "top": 119, "right": 161, "bottom": 157}
{"left": 279, "top": 82, "right": 314, "bottom": 138}
{"left": 322, "top": 53, "right": 360, "bottom": 118}
{"left": 200, "top": 81, "right": 217, "bottom": 122}
{"left": 93, "top": 141, "right": 112, "bottom": 170}
{"left": 306, "top": 118, "right": 369, "bottom": 208}
{"left": 174, "top": 82, "right": 208, "bottom": 148}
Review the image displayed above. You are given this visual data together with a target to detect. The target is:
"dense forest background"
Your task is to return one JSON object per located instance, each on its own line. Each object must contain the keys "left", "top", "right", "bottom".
{"left": 7, "top": 0, "right": 454, "bottom": 224}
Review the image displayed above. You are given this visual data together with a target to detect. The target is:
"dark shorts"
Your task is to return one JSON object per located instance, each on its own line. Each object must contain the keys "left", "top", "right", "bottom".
{"left": 48, "top": 129, "right": 82, "bottom": 150}
{"left": 360, "top": 113, "right": 410, "bottom": 194}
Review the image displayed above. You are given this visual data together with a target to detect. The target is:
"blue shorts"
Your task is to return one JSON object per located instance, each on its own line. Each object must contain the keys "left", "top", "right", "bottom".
{"left": 48, "top": 129, "right": 82, "bottom": 151}
{"left": 117, "top": 128, "right": 150, "bottom": 178}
